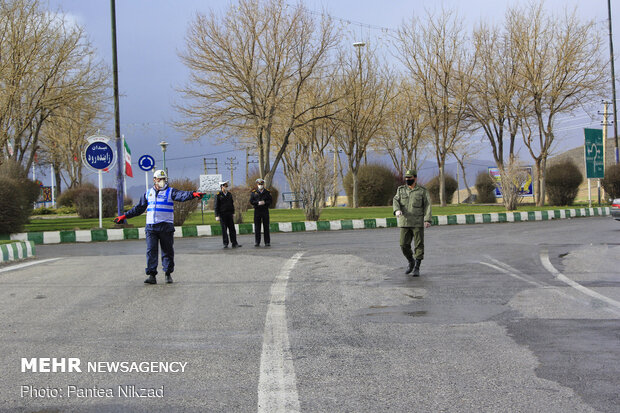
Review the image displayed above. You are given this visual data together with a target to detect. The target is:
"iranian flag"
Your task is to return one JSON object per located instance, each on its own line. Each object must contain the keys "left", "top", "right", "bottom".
{"left": 124, "top": 138, "right": 133, "bottom": 177}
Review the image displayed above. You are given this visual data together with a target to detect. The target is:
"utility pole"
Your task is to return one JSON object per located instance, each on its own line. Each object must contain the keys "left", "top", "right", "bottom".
{"left": 245, "top": 147, "right": 259, "bottom": 183}
{"left": 227, "top": 157, "right": 238, "bottom": 187}
{"left": 607, "top": 0, "right": 619, "bottom": 163}
{"left": 601, "top": 101, "right": 613, "bottom": 204}
{"left": 203, "top": 158, "right": 207, "bottom": 174}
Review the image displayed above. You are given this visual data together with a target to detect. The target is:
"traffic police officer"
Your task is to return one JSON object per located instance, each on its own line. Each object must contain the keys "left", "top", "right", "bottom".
{"left": 114, "top": 170, "right": 204, "bottom": 284}
{"left": 214, "top": 181, "right": 241, "bottom": 248}
{"left": 392, "top": 169, "right": 432, "bottom": 276}
{"left": 250, "top": 178, "right": 272, "bottom": 247}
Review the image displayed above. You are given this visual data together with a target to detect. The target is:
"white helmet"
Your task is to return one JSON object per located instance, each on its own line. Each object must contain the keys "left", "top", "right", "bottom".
{"left": 153, "top": 170, "right": 167, "bottom": 179}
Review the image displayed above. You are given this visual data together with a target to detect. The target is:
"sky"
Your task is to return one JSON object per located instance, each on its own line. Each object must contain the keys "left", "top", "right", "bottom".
{"left": 38, "top": 0, "right": 620, "bottom": 197}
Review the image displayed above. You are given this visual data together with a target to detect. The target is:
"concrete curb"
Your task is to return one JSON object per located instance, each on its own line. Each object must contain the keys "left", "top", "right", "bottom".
{"left": 6, "top": 207, "right": 611, "bottom": 245}
{"left": 0, "top": 241, "right": 36, "bottom": 263}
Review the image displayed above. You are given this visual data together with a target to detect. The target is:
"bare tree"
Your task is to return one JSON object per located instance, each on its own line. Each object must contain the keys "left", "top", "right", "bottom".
{"left": 375, "top": 77, "right": 430, "bottom": 178}
{"left": 333, "top": 43, "right": 394, "bottom": 208}
{"left": 0, "top": 0, "right": 108, "bottom": 170}
{"left": 469, "top": 21, "right": 527, "bottom": 210}
{"left": 494, "top": 156, "right": 530, "bottom": 210}
{"left": 39, "top": 97, "right": 106, "bottom": 190}
{"left": 450, "top": 138, "right": 482, "bottom": 203}
{"left": 176, "top": 0, "right": 340, "bottom": 188}
{"left": 396, "top": 8, "right": 476, "bottom": 206}
{"left": 289, "top": 152, "right": 333, "bottom": 220}
{"left": 508, "top": 4, "right": 607, "bottom": 205}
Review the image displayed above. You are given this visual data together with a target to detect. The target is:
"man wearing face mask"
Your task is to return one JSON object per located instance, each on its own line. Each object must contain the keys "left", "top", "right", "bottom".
{"left": 114, "top": 170, "right": 205, "bottom": 284}
{"left": 249, "top": 178, "right": 272, "bottom": 247}
{"left": 214, "top": 181, "right": 241, "bottom": 249}
{"left": 393, "top": 169, "right": 432, "bottom": 276}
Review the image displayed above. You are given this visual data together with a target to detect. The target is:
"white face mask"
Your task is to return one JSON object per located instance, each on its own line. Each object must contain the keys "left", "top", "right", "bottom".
{"left": 155, "top": 180, "right": 167, "bottom": 189}
{"left": 258, "top": 185, "right": 264, "bottom": 190}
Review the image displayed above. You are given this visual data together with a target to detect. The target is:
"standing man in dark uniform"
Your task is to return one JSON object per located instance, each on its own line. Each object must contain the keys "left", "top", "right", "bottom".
{"left": 250, "top": 178, "right": 272, "bottom": 247}
{"left": 114, "top": 170, "right": 204, "bottom": 284}
{"left": 392, "top": 169, "right": 432, "bottom": 276}
{"left": 214, "top": 181, "right": 241, "bottom": 248}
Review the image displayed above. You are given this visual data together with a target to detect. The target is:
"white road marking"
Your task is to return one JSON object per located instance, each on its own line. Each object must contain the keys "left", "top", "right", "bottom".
{"left": 257, "top": 252, "right": 304, "bottom": 413}
{"left": 480, "top": 257, "right": 543, "bottom": 287}
{"left": 540, "top": 249, "right": 620, "bottom": 312}
{"left": 0, "top": 258, "right": 61, "bottom": 273}
{"left": 481, "top": 256, "right": 620, "bottom": 316}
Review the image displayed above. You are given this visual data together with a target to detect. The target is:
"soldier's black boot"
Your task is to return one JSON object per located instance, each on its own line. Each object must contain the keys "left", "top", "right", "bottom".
{"left": 412, "top": 259, "right": 421, "bottom": 277}
{"left": 405, "top": 259, "right": 415, "bottom": 274}
{"left": 144, "top": 274, "right": 157, "bottom": 284}
{"left": 165, "top": 273, "right": 173, "bottom": 284}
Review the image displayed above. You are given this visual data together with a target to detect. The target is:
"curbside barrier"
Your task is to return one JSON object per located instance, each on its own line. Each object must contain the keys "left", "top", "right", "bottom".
{"left": 0, "top": 241, "right": 36, "bottom": 263}
{"left": 9, "top": 207, "right": 611, "bottom": 245}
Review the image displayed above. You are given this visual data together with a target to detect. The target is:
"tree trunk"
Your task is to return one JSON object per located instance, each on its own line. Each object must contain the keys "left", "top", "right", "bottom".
{"left": 439, "top": 163, "right": 446, "bottom": 207}
{"left": 351, "top": 168, "right": 359, "bottom": 208}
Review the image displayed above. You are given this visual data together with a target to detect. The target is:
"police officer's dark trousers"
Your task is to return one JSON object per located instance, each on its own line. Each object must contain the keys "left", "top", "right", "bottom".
{"left": 220, "top": 213, "right": 238, "bottom": 246}
{"left": 254, "top": 210, "right": 270, "bottom": 245}
{"left": 145, "top": 223, "right": 175, "bottom": 275}
{"left": 400, "top": 227, "right": 424, "bottom": 261}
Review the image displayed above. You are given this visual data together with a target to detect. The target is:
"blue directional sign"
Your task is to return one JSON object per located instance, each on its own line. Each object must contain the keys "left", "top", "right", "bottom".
{"left": 138, "top": 155, "right": 155, "bottom": 172}
{"left": 85, "top": 141, "right": 114, "bottom": 170}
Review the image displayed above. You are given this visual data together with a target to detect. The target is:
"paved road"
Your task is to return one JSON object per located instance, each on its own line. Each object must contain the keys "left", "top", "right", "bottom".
{"left": 1, "top": 217, "right": 618, "bottom": 412}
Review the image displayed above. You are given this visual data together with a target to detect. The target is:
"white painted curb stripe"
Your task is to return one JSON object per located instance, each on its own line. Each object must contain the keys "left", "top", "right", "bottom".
{"left": 196, "top": 225, "right": 211, "bottom": 236}
{"left": 75, "top": 230, "right": 91, "bottom": 242}
{"left": 43, "top": 231, "right": 61, "bottom": 244}
{"left": 329, "top": 220, "right": 341, "bottom": 230}
{"left": 375, "top": 218, "right": 387, "bottom": 228}
{"left": 279, "top": 222, "right": 293, "bottom": 232}
{"left": 107, "top": 229, "right": 124, "bottom": 241}
{"left": 257, "top": 252, "right": 303, "bottom": 413}
{"left": 351, "top": 219, "right": 363, "bottom": 229}
{"left": 15, "top": 242, "right": 23, "bottom": 259}
{"left": 540, "top": 250, "right": 620, "bottom": 313}
{"left": 304, "top": 221, "right": 317, "bottom": 231}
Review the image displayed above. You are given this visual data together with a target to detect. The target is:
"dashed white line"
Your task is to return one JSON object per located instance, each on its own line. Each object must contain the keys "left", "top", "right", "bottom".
{"left": 257, "top": 252, "right": 304, "bottom": 413}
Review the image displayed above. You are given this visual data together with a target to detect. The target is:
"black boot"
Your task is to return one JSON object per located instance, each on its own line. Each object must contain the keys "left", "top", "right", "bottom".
{"left": 144, "top": 274, "right": 157, "bottom": 284}
{"left": 165, "top": 273, "right": 173, "bottom": 284}
{"left": 405, "top": 259, "right": 415, "bottom": 274}
{"left": 412, "top": 259, "right": 421, "bottom": 277}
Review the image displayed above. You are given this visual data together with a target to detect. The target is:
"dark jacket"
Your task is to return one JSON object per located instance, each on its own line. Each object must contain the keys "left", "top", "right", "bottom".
{"left": 250, "top": 189, "right": 272, "bottom": 213}
{"left": 214, "top": 190, "right": 235, "bottom": 217}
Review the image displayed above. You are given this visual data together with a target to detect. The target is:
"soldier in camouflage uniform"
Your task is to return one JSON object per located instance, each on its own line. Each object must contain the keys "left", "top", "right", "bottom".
{"left": 392, "top": 169, "right": 432, "bottom": 276}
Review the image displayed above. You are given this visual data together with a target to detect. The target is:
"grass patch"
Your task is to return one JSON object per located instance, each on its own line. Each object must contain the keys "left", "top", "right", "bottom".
{"left": 0, "top": 240, "right": 17, "bottom": 245}
{"left": 19, "top": 202, "right": 603, "bottom": 233}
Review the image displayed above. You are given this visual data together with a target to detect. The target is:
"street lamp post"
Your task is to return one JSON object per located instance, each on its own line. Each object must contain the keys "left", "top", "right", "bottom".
{"left": 159, "top": 141, "right": 169, "bottom": 174}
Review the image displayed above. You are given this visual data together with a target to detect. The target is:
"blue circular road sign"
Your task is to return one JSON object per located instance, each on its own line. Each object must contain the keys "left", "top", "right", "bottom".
{"left": 85, "top": 141, "right": 114, "bottom": 170}
{"left": 138, "top": 155, "right": 155, "bottom": 171}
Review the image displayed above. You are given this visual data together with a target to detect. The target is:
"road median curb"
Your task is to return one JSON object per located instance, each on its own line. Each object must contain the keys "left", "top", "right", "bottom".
{"left": 8, "top": 207, "right": 611, "bottom": 245}
{"left": 0, "top": 241, "right": 36, "bottom": 263}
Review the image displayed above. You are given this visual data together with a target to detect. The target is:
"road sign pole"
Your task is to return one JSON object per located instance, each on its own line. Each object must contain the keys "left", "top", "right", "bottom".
{"left": 588, "top": 179, "right": 592, "bottom": 207}
{"left": 98, "top": 170, "right": 103, "bottom": 228}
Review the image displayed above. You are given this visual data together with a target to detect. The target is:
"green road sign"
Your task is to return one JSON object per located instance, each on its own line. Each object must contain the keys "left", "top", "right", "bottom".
{"left": 584, "top": 128, "right": 604, "bottom": 179}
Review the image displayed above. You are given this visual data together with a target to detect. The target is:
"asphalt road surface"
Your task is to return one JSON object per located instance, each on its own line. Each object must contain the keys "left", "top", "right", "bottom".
{"left": 1, "top": 216, "right": 619, "bottom": 412}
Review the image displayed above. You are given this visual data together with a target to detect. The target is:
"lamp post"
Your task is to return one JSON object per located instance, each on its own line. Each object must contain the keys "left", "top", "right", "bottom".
{"left": 159, "top": 140, "right": 169, "bottom": 174}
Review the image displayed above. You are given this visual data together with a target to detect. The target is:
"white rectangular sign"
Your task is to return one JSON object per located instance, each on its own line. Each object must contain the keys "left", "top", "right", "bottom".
{"left": 199, "top": 174, "right": 223, "bottom": 192}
